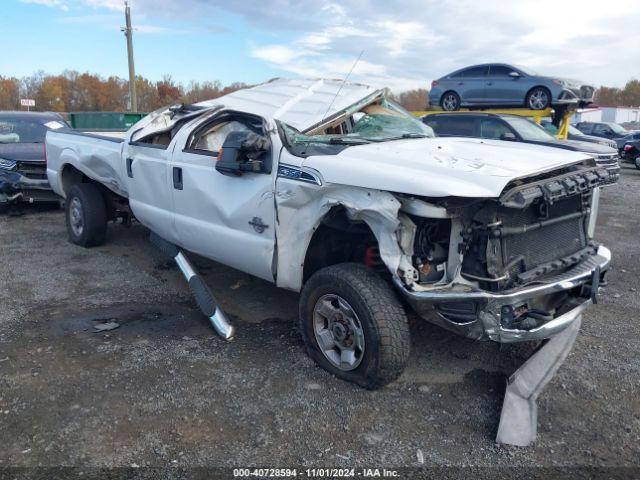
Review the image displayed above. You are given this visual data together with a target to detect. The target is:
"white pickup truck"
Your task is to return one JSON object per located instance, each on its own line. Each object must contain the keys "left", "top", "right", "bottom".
{"left": 46, "top": 78, "right": 614, "bottom": 444}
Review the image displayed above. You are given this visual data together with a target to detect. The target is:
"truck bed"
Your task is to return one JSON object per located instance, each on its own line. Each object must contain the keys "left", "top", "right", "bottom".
{"left": 46, "top": 130, "right": 128, "bottom": 199}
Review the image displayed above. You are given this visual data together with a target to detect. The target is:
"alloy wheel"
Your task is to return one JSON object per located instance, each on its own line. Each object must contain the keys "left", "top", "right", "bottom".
{"left": 529, "top": 89, "right": 549, "bottom": 110}
{"left": 312, "top": 294, "right": 365, "bottom": 371}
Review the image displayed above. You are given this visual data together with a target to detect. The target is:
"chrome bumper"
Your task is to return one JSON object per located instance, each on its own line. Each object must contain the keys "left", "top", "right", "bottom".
{"left": 395, "top": 246, "right": 611, "bottom": 343}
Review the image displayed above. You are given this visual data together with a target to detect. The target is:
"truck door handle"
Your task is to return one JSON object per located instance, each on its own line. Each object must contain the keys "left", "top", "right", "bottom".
{"left": 126, "top": 158, "right": 134, "bottom": 178}
{"left": 173, "top": 167, "right": 183, "bottom": 190}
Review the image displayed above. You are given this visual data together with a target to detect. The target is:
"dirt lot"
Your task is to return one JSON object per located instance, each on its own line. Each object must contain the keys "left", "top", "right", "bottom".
{"left": 0, "top": 167, "right": 639, "bottom": 474}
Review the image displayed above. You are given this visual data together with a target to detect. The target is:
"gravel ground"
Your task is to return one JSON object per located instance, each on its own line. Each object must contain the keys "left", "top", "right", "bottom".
{"left": 0, "top": 167, "right": 638, "bottom": 475}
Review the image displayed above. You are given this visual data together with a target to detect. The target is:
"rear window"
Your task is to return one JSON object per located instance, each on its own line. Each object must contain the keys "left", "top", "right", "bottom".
{"left": 423, "top": 116, "right": 478, "bottom": 137}
{"left": 0, "top": 119, "right": 49, "bottom": 143}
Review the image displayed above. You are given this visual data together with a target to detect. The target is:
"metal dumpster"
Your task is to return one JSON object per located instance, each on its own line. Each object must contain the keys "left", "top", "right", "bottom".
{"left": 66, "top": 112, "right": 147, "bottom": 132}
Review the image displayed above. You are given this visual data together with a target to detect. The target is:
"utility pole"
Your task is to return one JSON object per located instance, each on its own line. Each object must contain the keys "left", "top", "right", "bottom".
{"left": 121, "top": 1, "right": 137, "bottom": 112}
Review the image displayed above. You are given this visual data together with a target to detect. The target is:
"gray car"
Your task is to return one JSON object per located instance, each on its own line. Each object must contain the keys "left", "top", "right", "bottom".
{"left": 428, "top": 63, "right": 595, "bottom": 111}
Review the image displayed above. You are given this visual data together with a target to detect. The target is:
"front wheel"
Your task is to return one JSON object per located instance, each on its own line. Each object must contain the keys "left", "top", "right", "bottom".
{"left": 526, "top": 87, "right": 551, "bottom": 110}
{"left": 299, "top": 263, "right": 411, "bottom": 389}
{"left": 65, "top": 183, "right": 108, "bottom": 247}
{"left": 635, "top": 157, "right": 640, "bottom": 170}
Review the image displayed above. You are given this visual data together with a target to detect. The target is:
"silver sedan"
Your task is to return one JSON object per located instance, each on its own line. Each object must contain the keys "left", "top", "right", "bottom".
{"left": 428, "top": 63, "right": 595, "bottom": 111}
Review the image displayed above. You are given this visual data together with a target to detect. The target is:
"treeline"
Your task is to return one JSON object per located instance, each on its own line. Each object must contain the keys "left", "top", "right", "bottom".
{"left": 0, "top": 71, "right": 249, "bottom": 112}
{"left": 0, "top": 71, "right": 638, "bottom": 113}
{"left": 593, "top": 79, "right": 640, "bottom": 107}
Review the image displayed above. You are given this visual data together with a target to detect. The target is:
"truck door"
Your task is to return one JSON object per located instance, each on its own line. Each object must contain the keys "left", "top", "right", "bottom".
{"left": 124, "top": 140, "right": 178, "bottom": 243}
{"left": 168, "top": 112, "right": 276, "bottom": 282}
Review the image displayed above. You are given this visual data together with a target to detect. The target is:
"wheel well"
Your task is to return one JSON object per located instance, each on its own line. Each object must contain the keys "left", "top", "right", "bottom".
{"left": 60, "top": 164, "right": 130, "bottom": 220}
{"left": 302, "top": 206, "right": 383, "bottom": 283}
{"left": 60, "top": 164, "right": 91, "bottom": 198}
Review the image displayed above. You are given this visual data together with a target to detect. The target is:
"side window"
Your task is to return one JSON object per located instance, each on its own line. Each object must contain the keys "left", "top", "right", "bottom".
{"left": 187, "top": 120, "right": 252, "bottom": 155}
{"left": 428, "top": 117, "right": 478, "bottom": 137}
{"left": 487, "top": 65, "right": 513, "bottom": 77}
{"left": 578, "top": 123, "right": 592, "bottom": 134}
{"left": 462, "top": 66, "right": 489, "bottom": 78}
{"left": 479, "top": 118, "right": 512, "bottom": 139}
{"left": 593, "top": 124, "right": 610, "bottom": 135}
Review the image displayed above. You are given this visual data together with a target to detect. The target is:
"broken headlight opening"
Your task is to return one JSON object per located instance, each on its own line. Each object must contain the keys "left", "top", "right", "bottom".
{"left": 411, "top": 217, "right": 450, "bottom": 284}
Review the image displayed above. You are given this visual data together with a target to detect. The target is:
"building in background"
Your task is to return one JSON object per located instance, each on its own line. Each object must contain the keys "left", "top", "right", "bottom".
{"left": 572, "top": 106, "right": 640, "bottom": 125}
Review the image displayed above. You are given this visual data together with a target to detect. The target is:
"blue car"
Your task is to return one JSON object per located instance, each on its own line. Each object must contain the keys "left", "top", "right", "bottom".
{"left": 428, "top": 63, "right": 595, "bottom": 111}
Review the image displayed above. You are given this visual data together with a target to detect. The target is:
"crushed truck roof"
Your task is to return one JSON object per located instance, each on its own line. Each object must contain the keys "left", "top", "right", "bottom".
{"left": 196, "top": 78, "right": 379, "bottom": 132}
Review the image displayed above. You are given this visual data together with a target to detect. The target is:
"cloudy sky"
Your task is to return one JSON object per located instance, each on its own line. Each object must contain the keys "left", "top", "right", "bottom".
{"left": 3, "top": 0, "right": 640, "bottom": 92}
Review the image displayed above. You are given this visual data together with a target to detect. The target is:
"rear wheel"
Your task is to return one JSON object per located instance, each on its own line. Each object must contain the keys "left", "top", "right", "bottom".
{"left": 65, "top": 183, "right": 107, "bottom": 247}
{"left": 440, "top": 91, "right": 460, "bottom": 111}
{"left": 635, "top": 157, "right": 640, "bottom": 170}
{"left": 526, "top": 87, "right": 551, "bottom": 110}
{"left": 299, "top": 263, "right": 410, "bottom": 389}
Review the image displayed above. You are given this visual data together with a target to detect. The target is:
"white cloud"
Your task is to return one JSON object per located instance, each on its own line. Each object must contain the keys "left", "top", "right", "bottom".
{"left": 21, "top": 0, "right": 69, "bottom": 10}
{"left": 252, "top": 45, "right": 302, "bottom": 65}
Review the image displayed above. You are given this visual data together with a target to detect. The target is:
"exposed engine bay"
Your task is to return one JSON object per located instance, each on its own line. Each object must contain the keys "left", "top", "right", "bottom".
{"left": 396, "top": 163, "right": 612, "bottom": 338}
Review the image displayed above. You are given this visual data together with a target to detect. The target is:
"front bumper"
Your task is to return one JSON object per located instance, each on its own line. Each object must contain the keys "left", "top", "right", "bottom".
{"left": 394, "top": 245, "right": 611, "bottom": 343}
{"left": 556, "top": 85, "right": 594, "bottom": 106}
{"left": 0, "top": 168, "right": 56, "bottom": 205}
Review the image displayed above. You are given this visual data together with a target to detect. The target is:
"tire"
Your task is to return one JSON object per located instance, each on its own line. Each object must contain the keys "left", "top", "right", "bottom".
{"left": 65, "top": 183, "right": 107, "bottom": 247}
{"left": 635, "top": 157, "right": 640, "bottom": 170}
{"left": 299, "top": 263, "right": 410, "bottom": 389}
{"left": 440, "top": 91, "right": 460, "bottom": 111}
{"left": 525, "top": 87, "right": 551, "bottom": 110}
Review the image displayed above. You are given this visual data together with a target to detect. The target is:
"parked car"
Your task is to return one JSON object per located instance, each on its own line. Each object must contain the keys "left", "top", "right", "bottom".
{"left": 46, "top": 79, "right": 613, "bottom": 445}
{"left": 428, "top": 63, "right": 595, "bottom": 111}
{"left": 621, "top": 139, "right": 640, "bottom": 169}
{"left": 0, "top": 111, "right": 69, "bottom": 212}
{"left": 422, "top": 112, "right": 620, "bottom": 178}
{"left": 540, "top": 120, "right": 617, "bottom": 149}
{"left": 574, "top": 122, "right": 635, "bottom": 149}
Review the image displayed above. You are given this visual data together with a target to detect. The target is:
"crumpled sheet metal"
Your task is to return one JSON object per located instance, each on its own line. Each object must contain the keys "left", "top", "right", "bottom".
{"left": 496, "top": 316, "right": 582, "bottom": 446}
{"left": 274, "top": 183, "right": 406, "bottom": 291}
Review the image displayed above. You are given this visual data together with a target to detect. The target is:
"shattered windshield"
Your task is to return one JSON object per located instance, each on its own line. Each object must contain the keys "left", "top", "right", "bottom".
{"left": 282, "top": 98, "right": 434, "bottom": 149}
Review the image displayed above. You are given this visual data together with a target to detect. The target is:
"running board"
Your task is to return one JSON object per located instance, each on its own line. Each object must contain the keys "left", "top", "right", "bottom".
{"left": 150, "top": 232, "right": 235, "bottom": 340}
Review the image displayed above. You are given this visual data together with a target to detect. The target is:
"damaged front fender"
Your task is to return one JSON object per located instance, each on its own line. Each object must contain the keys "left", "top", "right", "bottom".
{"left": 274, "top": 179, "right": 417, "bottom": 291}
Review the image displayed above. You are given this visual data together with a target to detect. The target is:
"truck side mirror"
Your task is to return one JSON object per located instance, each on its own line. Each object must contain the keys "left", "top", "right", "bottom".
{"left": 216, "top": 131, "right": 269, "bottom": 177}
